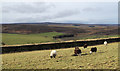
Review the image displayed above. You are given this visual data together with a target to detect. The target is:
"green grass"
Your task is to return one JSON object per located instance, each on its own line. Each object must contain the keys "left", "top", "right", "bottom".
{"left": 1, "top": 42, "right": 118, "bottom": 69}
{"left": 61, "top": 35, "right": 119, "bottom": 41}
{"left": 78, "top": 35, "right": 119, "bottom": 40}
{"left": 2, "top": 32, "right": 64, "bottom": 45}
{"left": 2, "top": 32, "right": 119, "bottom": 45}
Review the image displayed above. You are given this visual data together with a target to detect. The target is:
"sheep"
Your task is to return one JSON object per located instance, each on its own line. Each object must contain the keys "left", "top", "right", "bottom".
{"left": 50, "top": 50, "right": 57, "bottom": 58}
{"left": 90, "top": 47, "right": 97, "bottom": 54}
{"left": 83, "top": 44, "right": 88, "bottom": 48}
{"left": 74, "top": 47, "right": 82, "bottom": 56}
{"left": 104, "top": 41, "right": 107, "bottom": 46}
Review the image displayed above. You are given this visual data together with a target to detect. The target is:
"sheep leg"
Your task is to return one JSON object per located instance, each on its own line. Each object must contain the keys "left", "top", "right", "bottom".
{"left": 78, "top": 54, "right": 81, "bottom": 56}
{"left": 50, "top": 56, "right": 52, "bottom": 58}
{"left": 53, "top": 54, "right": 56, "bottom": 58}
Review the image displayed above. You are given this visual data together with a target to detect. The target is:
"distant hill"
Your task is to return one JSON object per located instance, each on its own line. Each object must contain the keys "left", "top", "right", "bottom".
{"left": 1, "top": 22, "right": 118, "bottom": 25}
{"left": 2, "top": 23, "right": 118, "bottom": 36}
{"left": 2, "top": 24, "right": 87, "bottom": 34}
{"left": 1, "top": 22, "right": 80, "bottom": 25}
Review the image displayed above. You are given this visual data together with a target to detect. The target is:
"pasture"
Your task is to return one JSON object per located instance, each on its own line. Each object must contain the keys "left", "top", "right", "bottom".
{"left": 2, "top": 32, "right": 119, "bottom": 45}
{"left": 1, "top": 42, "right": 118, "bottom": 69}
{"left": 2, "top": 32, "right": 64, "bottom": 45}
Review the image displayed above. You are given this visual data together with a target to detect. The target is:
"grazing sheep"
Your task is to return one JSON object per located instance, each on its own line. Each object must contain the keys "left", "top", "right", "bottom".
{"left": 50, "top": 50, "right": 57, "bottom": 58}
{"left": 74, "top": 47, "right": 82, "bottom": 56}
{"left": 90, "top": 47, "right": 97, "bottom": 54}
{"left": 104, "top": 41, "right": 107, "bottom": 46}
{"left": 83, "top": 44, "right": 88, "bottom": 48}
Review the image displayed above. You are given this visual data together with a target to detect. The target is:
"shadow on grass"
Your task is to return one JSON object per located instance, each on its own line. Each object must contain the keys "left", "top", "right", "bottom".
{"left": 98, "top": 52, "right": 105, "bottom": 53}
{"left": 71, "top": 53, "right": 88, "bottom": 56}
{"left": 71, "top": 51, "right": 105, "bottom": 56}
{"left": 81, "top": 53, "right": 88, "bottom": 56}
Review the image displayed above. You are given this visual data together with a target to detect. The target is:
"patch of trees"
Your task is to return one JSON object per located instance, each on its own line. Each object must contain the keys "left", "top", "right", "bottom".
{"left": 89, "top": 26, "right": 95, "bottom": 27}
{"left": 73, "top": 24, "right": 80, "bottom": 26}
{"left": 1, "top": 42, "right": 5, "bottom": 45}
{"left": 53, "top": 34, "right": 74, "bottom": 39}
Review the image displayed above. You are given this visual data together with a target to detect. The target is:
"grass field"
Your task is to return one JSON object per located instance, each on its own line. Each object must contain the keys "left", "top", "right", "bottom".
{"left": 2, "top": 32, "right": 64, "bottom": 45}
{"left": 78, "top": 35, "right": 119, "bottom": 39}
{"left": 62, "top": 35, "right": 119, "bottom": 41}
{"left": 1, "top": 42, "right": 118, "bottom": 69}
{"left": 2, "top": 32, "right": 119, "bottom": 45}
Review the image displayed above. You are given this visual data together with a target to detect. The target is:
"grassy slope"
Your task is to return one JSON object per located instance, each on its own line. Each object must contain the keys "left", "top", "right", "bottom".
{"left": 2, "top": 32, "right": 64, "bottom": 45}
{"left": 2, "top": 42, "right": 118, "bottom": 69}
{"left": 2, "top": 32, "right": 119, "bottom": 45}
{"left": 62, "top": 35, "right": 119, "bottom": 41}
{"left": 77, "top": 35, "right": 119, "bottom": 41}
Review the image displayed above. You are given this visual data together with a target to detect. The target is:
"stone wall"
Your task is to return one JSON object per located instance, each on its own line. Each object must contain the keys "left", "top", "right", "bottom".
{"left": 1, "top": 37, "right": 120, "bottom": 54}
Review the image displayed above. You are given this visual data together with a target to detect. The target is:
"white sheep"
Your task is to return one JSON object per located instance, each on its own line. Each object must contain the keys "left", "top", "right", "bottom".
{"left": 104, "top": 41, "right": 107, "bottom": 46}
{"left": 50, "top": 50, "right": 57, "bottom": 58}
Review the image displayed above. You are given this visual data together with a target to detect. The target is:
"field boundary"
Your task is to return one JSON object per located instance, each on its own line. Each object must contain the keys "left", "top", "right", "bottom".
{"left": 1, "top": 37, "right": 120, "bottom": 54}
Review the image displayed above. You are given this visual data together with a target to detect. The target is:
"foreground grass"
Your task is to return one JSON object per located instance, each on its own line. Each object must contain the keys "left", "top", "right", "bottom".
{"left": 2, "top": 32, "right": 64, "bottom": 45}
{"left": 1, "top": 42, "right": 118, "bottom": 69}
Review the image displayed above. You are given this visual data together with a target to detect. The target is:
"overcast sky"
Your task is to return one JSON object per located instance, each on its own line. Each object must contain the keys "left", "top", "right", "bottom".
{"left": 1, "top": 2, "right": 118, "bottom": 24}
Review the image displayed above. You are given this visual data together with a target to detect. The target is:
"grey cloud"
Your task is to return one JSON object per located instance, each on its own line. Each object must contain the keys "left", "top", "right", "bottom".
{"left": 2, "top": 2, "right": 54, "bottom": 13}
{"left": 54, "top": 10, "right": 80, "bottom": 18}
{"left": 83, "top": 7, "right": 102, "bottom": 12}
{"left": 40, "top": 9, "right": 80, "bottom": 21}
{"left": 1, "top": 2, "right": 117, "bottom": 24}
{"left": 16, "top": 17, "right": 40, "bottom": 23}
{"left": 13, "top": 9, "right": 80, "bottom": 23}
